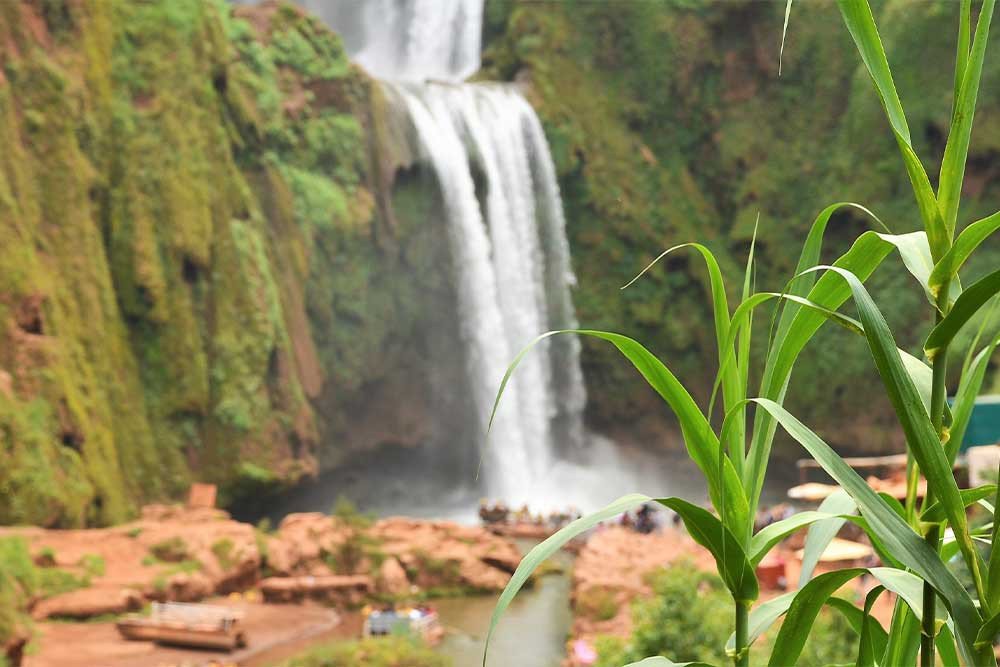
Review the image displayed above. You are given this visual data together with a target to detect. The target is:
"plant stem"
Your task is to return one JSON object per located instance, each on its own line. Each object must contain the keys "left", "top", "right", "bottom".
{"left": 920, "top": 523, "right": 941, "bottom": 667}
{"left": 922, "top": 284, "right": 951, "bottom": 667}
{"left": 734, "top": 599, "right": 750, "bottom": 667}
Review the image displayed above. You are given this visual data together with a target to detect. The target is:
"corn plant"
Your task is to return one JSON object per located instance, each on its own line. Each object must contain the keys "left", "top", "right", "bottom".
{"left": 483, "top": 1, "right": 1000, "bottom": 665}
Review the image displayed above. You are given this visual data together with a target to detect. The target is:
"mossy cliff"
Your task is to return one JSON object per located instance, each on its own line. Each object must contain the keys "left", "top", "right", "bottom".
{"left": 482, "top": 1, "right": 1000, "bottom": 454}
{"left": 0, "top": 0, "right": 462, "bottom": 527}
{"left": 2, "top": 1, "right": 999, "bottom": 527}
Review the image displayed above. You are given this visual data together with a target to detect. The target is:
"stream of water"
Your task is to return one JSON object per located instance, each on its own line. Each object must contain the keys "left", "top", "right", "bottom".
{"left": 435, "top": 541, "right": 574, "bottom": 667}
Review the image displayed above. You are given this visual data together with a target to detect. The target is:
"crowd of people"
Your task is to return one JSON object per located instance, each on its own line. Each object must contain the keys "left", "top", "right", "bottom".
{"left": 478, "top": 500, "right": 582, "bottom": 528}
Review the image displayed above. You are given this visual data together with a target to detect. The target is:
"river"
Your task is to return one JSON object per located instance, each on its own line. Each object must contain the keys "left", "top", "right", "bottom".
{"left": 435, "top": 540, "right": 574, "bottom": 667}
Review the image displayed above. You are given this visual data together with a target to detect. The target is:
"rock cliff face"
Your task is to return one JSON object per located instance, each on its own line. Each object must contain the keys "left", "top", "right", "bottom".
{"left": 1, "top": 0, "right": 998, "bottom": 526}
{"left": 0, "top": 0, "right": 469, "bottom": 526}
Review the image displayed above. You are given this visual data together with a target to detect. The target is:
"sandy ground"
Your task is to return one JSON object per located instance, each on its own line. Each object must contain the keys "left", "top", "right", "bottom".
{"left": 24, "top": 599, "right": 353, "bottom": 667}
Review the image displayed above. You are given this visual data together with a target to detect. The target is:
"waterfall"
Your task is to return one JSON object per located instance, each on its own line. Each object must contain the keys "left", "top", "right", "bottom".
{"left": 300, "top": 0, "right": 483, "bottom": 82}
{"left": 304, "top": 0, "right": 588, "bottom": 504}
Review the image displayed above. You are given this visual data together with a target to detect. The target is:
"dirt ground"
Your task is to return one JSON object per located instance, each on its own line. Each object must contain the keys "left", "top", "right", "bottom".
{"left": 24, "top": 598, "right": 354, "bottom": 667}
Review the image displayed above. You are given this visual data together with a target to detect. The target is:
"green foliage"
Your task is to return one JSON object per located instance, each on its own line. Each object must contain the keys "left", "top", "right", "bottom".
{"left": 576, "top": 587, "right": 620, "bottom": 622}
{"left": 151, "top": 559, "right": 203, "bottom": 593}
{"left": 324, "top": 533, "right": 385, "bottom": 576}
{"left": 486, "top": 1, "right": 1000, "bottom": 665}
{"left": 592, "top": 563, "right": 857, "bottom": 666}
{"left": 0, "top": 537, "right": 91, "bottom": 645}
{"left": 0, "top": 0, "right": 385, "bottom": 525}
{"left": 595, "top": 563, "right": 732, "bottom": 666}
{"left": 35, "top": 567, "right": 89, "bottom": 598}
{"left": 148, "top": 537, "right": 189, "bottom": 563}
{"left": 0, "top": 537, "right": 35, "bottom": 645}
{"left": 331, "top": 495, "right": 374, "bottom": 529}
{"left": 482, "top": 0, "right": 1000, "bottom": 450}
{"left": 211, "top": 538, "right": 236, "bottom": 571}
{"left": 275, "top": 637, "right": 449, "bottom": 667}
{"left": 78, "top": 553, "right": 105, "bottom": 578}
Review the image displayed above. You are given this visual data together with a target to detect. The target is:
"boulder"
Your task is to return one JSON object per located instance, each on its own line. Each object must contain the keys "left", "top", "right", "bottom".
{"left": 259, "top": 575, "right": 372, "bottom": 605}
{"left": 376, "top": 557, "right": 410, "bottom": 596}
{"left": 160, "top": 572, "right": 214, "bottom": 602}
{"left": 31, "top": 587, "right": 142, "bottom": 620}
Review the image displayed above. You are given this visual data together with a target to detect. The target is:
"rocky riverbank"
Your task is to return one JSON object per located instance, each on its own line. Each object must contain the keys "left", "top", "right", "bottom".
{"left": 0, "top": 504, "right": 521, "bottom": 665}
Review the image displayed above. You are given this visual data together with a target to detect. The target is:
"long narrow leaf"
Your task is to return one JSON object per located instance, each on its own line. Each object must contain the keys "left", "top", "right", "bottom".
{"left": 953, "top": 0, "right": 972, "bottom": 108}
{"left": 825, "top": 596, "right": 889, "bottom": 658}
{"left": 799, "top": 489, "right": 857, "bottom": 586}
{"left": 749, "top": 510, "right": 844, "bottom": 565}
{"left": 936, "top": 624, "right": 962, "bottom": 667}
{"left": 779, "top": 0, "right": 794, "bottom": 75}
{"left": 808, "top": 265, "right": 983, "bottom": 602}
{"left": 948, "top": 332, "right": 1000, "bottom": 462}
{"left": 989, "top": 468, "right": 1000, "bottom": 614}
{"left": 856, "top": 585, "right": 886, "bottom": 667}
{"left": 883, "top": 602, "right": 921, "bottom": 667}
{"left": 657, "top": 497, "right": 759, "bottom": 603}
{"left": 487, "top": 330, "right": 749, "bottom": 539}
{"left": 622, "top": 243, "right": 742, "bottom": 474}
{"left": 747, "top": 230, "right": 912, "bottom": 509}
{"left": 752, "top": 398, "right": 990, "bottom": 664}
{"left": 926, "top": 268, "right": 1000, "bottom": 356}
{"left": 483, "top": 493, "right": 647, "bottom": 665}
{"left": 938, "top": 0, "right": 997, "bottom": 236}
{"left": 928, "top": 210, "right": 1000, "bottom": 295}
{"left": 483, "top": 494, "right": 756, "bottom": 665}
{"left": 767, "top": 568, "right": 865, "bottom": 666}
{"left": 836, "top": 0, "right": 949, "bottom": 256}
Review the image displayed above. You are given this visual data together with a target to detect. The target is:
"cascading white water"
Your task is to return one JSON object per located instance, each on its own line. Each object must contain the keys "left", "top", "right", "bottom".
{"left": 301, "top": 0, "right": 483, "bottom": 82}
{"left": 385, "top": 82, "right": 587, "bottom": 501}
{"left": 305, "top": 0, "right": 589, "bottom": 504}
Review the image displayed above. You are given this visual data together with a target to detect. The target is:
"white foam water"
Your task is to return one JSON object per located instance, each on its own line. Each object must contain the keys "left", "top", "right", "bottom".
{"left": 293, "top": 0, "right": 597, "bottom": 505}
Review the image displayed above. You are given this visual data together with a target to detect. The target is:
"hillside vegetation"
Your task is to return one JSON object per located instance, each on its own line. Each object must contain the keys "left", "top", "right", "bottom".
{"left": 0, "top": 0, "right": 997, "bottom": 525}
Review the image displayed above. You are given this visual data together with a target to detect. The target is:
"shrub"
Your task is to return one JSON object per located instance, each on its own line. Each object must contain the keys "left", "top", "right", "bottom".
{"left": 576, "top": 586, "right": 620, "bottom": 622}
{"left": 35, "top": 568, "right": 89, "bottom": 598}
{"left": 78, "top": 554, "right": 105, "bottom": 578}
{"left": 331, "top": 495, "right": 374, "bottom": 529}
{"left": 211, "top": 538, "right": 236, "bottom": 571}
{"left": 0, "top": 538, "right": 37, "bottom": 644}
{"left": 595, "top": 563, "right": 732, "bottom": 666}
{"left": 149, "top": 537, "right": 189, "bottom": 563}
{"left": 275, "top": 637, "right": 449, "bottom": 667}
{"left": 594, "top": 563, "right": 858, "bottom": 667}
